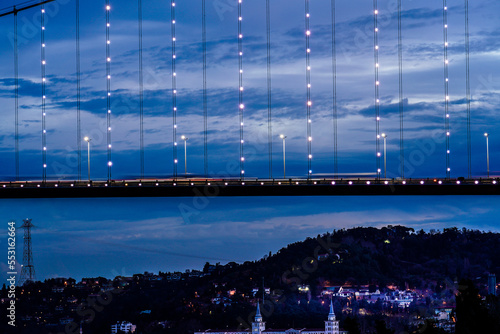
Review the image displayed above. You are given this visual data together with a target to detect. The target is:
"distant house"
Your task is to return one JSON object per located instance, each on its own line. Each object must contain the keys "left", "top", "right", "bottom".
{"left": 211, "top": 296, "right": 232, "bottom": 307}
{"left": 252, "top": 288, "right": 271, "bottom": 296}
{"left": 167, "top": 272, "right": 183, "bottom": 281}
{"left": 59, "top": 317, "right": 74, "bottom": 325}
{"left": 298, "top": 285, "right": 310, "bottom": 293}
{"left": 336, "top": 287, "right": 356, "bottom": 298}
{"left": 321, "top": 286, "right": 341, "bottom": 296}
{"left": 111, "top": 321, "right": 136, "bottom": 333}
{"left": 189, "top": 270, "right": 203, "bottom": 278}
{"left": 67, "top": 297, "right": 79, "bottom": 303}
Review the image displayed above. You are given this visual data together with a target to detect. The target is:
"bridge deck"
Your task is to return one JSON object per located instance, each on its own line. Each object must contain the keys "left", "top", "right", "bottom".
{"left": 0, "top": 178, "right": 498, "bottom": 198}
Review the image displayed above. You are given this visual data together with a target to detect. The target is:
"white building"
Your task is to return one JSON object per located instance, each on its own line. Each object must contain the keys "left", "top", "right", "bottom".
{"left": 111, "top": 321, "right": 136, "bottom": 334}
{"left": 195, "top": 301, "right": 347, "bottom": 334}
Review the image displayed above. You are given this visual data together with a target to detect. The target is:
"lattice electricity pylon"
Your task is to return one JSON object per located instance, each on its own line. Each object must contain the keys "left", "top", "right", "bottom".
{"left": 19, "top": 219, "right": 36, "bottom": 285}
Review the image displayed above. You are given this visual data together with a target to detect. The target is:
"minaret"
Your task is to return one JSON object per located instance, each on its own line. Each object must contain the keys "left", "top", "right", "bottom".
{"left": 252, "top": 303, "right": 266, "bottom": 334}
{"left": 325, "top": 300, "right": 339, "bottom": 334}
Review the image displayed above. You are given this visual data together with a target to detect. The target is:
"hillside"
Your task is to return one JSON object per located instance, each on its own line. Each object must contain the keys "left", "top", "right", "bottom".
{"left": 3, "top": 225, "right": 500, "bottom": 334}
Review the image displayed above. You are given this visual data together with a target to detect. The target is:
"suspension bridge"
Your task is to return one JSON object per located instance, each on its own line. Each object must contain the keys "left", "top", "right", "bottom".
{"left": 0, "top": 0, "right": 498, "bottom": 198}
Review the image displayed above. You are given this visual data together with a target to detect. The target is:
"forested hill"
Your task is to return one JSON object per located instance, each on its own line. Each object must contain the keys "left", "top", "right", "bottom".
{"left": 4, "top": 226, "right": 500, "bottom": 334}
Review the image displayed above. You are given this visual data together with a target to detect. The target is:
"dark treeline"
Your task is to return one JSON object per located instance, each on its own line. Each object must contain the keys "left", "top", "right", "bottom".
{"left": 2, "top": 225, "right": 500, "bottom": 334}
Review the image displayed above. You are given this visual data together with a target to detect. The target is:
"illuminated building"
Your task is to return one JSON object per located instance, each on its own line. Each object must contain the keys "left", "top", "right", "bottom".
{"left": 195, "top": 301, "right": 347, "bottom": 334}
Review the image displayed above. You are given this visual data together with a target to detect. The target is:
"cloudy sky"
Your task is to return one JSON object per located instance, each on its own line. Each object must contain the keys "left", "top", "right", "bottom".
{"left": 0, "top": 0, "right": 499, "bottom": 179}
{"left": 0, "top": 0, "right": 499, "bottom": 281}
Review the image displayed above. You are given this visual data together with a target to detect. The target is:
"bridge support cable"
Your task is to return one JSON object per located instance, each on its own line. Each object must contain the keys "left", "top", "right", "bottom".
{"left": 171, "top": 0, "right": 178, "bottom": 179}
{"left": 139, "top": 0, "right": 144, "bottom": 179}
{"left": 106, "top": 1, "right": 112, "bottom": 181}
{"left": 443, "top": 1, "right": 450, "bottom": 179}
{"left": 202, "top": 0, "right": 208, "bottom": 176}
{"left": 266, "top": 0, "right": 272, "bottom": 179}
{"left": 331, "top": 0, "right": 338, "bottom": 178}
{"left": 14, "top": 10, "right": 19, "bottom": 181}
{"left": 76, "top": 0, "right": 81, "bottom": 181}
{"left": 398, "top": 0, "right": 404, "bottom": 179}
{"left": 305, "top": 0, "right": 312, "bottom": 179}
{"left": 41, "top": 6, "right": 47, "bottom": 182}
{"left": 373, "top": 0, "right": 381, "bottom": 179}
{"left": 238, "top": 0, "right": 245, "bottom": 179}
{"left": 465, "top": 0, "right": 471, "bottom": 179}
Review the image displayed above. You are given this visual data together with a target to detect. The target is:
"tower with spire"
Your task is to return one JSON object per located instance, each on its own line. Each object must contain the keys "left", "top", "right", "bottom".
{"left": 252, "top": 303, "right": 266, "bottom": 334}
{"left": 325, "top": 300, "right": 340, "bottom": 334}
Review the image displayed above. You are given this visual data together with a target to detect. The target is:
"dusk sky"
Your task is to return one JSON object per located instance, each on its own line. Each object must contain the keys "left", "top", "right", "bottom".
{"left": 0, "top": 0, "right": 499, "bottom": 283}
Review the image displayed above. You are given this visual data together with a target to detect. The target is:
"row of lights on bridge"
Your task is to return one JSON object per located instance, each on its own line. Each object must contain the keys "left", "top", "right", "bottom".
{"left": 2, "top": 179, "right": 497, "bottom": 189}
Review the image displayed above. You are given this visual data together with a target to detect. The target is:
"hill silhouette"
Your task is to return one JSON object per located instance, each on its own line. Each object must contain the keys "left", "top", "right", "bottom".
{"left": 3, "top": 225, "right": 500, "bottom": 334}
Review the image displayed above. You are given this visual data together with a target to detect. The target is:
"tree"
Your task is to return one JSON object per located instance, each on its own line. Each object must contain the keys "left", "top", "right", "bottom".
{"left": 417, "top": 320, "right": 448, "bottom": 334}
{"left": 455, "top": 279, "right": 496, "bottom": 333}
{"left": 343, "top": 316, "right": 361, "bottom": 334}
{"left": 375, "top": 319, "right": 394, "bottom": 334}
